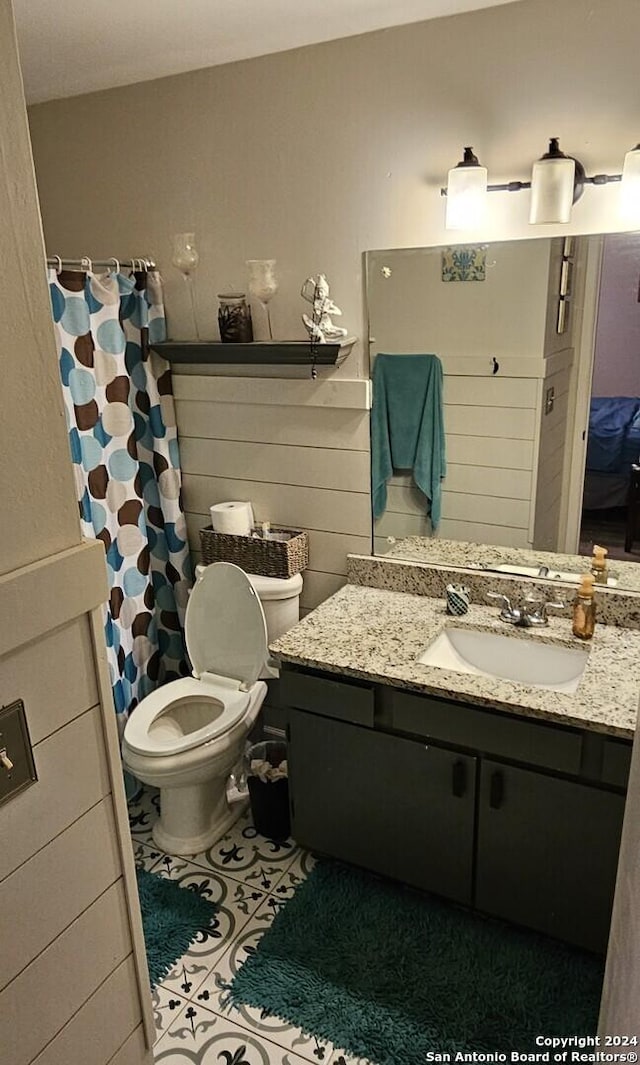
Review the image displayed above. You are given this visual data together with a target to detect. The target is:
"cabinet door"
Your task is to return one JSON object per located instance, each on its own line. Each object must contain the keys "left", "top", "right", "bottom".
{"left": 476, "top": 760, "right": 626, "bottom": 953}
{"left": 288, "top": 708, "right": 477, "bottom": 904}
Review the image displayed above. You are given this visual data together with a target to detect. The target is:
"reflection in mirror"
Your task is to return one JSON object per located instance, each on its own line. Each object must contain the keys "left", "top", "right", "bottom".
{"left": 381, "top": 536, "right": 640, "bottom": 596}
{"left": 366, "top": 233, "right": 640, "bottom": 588}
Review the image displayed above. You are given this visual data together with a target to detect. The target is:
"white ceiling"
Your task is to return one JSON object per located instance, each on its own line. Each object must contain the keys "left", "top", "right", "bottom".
{"left": 15, "top": 0, "right": 520, "bottom": 105}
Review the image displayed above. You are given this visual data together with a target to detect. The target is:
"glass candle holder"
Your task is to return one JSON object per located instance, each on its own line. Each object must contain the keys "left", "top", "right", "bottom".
{"left": 246, "top": 259, "right": 278, "bottom": 339}
{"left": 171, "top": 232, "right": 200, "bottom": 339}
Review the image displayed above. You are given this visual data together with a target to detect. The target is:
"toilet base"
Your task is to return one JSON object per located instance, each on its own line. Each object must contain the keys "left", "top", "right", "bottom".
{"left": 152, "top": 782, "right": 248, "bottom": 856}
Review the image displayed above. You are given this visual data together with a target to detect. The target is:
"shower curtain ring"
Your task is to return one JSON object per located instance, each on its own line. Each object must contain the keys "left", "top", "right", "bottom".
{"left": 81, "top": 256, "right": 93, "bottom": 273}
{"left": 109, "top": 257, "right": 120, "bottom": 275}
{"left": 52, "top": 254, "right": 62, "bottom": 274}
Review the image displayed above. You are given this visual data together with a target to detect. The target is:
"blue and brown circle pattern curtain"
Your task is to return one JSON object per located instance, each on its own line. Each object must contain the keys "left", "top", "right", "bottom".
{"left": 50, "top": 267, "right": 192, "bottom": 730}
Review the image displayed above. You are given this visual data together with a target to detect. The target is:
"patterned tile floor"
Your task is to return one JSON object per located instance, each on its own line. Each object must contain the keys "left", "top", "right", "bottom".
{"left": 129, "top": 787, "right": 365, "bottom": 1065}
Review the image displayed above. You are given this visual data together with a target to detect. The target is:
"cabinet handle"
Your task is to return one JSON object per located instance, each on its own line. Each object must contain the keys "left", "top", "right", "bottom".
{"left": 452, "top": 759, "right": 466, "bottom": 798}
{"left": 489, "top": 770, "right": 504, "bottom": 809}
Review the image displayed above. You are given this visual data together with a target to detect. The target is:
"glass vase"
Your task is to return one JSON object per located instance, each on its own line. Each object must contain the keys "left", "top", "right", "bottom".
{"left": 246, "top": 259, "right": 278, "bottom": 340}
{"left": 218, "top": 293, "right": 253, "bottom": 343}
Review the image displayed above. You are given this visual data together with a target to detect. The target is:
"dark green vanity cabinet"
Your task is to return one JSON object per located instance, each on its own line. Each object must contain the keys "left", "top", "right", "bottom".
{"left": 288, "top": 710, "right": 477, "bottom": 903}
{"left": 475, "top": 762, "right": 625, "bottom": 953}
{"left": 282, "top": 666, "right": 632, "bottom": 954}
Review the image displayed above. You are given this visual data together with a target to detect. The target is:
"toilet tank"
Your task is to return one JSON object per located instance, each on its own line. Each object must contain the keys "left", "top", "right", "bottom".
{"left": 194, "top": 564, "right": 302, "bottom": 643}
{"left": 246, "top": 571, "right": 303, "bottom": 642}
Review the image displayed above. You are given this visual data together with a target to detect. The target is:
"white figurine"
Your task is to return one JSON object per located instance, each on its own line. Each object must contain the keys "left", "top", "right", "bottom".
{"left": 301, "top": 274, "right": 348, "bottom": 343}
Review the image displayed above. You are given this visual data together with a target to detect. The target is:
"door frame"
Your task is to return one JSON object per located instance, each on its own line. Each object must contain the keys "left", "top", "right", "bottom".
{"left": 561, "top": 235, "right": 605, "bottom": 552}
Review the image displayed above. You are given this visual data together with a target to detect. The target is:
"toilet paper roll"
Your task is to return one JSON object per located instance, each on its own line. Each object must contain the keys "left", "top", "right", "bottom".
{"left": 210, "top": 500, "right": 254, "bottom": 537}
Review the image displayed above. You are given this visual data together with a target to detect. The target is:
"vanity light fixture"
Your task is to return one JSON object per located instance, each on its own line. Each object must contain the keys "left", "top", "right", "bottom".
{"left": 529, "top": 138, "right": 580, "bottom": 224}
{"left": 442, "top": 138, "right": 640, "bottom": 228}
{"left": 444, "top": 147, "right": 488, "bottom": 230}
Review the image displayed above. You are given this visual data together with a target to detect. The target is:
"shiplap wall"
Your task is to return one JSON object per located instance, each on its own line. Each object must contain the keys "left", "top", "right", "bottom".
{"left": 374, "top": 355, "right": 576, "bottom": 554}
{"left": 174, "top": 374, "right": 372, "bottom": 612}
{"left": 373, "top": 368, "right": 538, "bottom": 552}
{"left": 0, "top": 549, "right": 153, "bottom": 1065}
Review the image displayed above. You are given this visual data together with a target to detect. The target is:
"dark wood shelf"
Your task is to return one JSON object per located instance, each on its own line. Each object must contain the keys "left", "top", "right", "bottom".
{"left": 150, "top": 338, "right": 356, "bottom": 365}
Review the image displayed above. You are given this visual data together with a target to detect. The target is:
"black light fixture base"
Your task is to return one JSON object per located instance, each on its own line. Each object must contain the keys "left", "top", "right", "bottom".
{"left": 441, "top": 159, "right": 621, "bottom": 200}
{"left": 570, "top": 156, "right": 586, "bottom": 204}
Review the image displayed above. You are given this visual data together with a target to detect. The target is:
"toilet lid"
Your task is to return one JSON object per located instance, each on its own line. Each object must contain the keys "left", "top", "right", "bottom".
{"left": 186, "top": 562, "right": 268, "bottom": 686}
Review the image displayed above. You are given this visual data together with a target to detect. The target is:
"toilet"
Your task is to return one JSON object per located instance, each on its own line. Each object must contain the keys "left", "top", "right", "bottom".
{"left": 122, "top": 561, "right": 302, "bottom": 855}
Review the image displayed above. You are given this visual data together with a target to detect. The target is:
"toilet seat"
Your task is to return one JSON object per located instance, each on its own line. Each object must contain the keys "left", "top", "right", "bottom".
{"left": 123, "top": 563, "right": 269, "bottom": 758}
{"left": 122, "top": 676, "right": 252, "bottom": 757}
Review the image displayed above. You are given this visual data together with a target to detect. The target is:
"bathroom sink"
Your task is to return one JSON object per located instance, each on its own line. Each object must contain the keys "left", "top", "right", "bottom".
{"left": 417, "top": 627, "right": 589, "bottom": 693}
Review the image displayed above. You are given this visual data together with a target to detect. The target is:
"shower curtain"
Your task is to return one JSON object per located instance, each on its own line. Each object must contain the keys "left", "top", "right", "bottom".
{"left": 50, "top": 266, "right": 192, "bottom": 732}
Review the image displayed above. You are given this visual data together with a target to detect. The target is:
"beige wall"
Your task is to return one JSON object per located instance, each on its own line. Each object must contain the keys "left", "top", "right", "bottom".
{"left": 28, "top": 0, "right": 640, "bottom": 365}
{"left": 368, "top": 240, "right": 554, "bottom": 361}
{"left": 0, "top": 2, "right": 152, "bottom": 1060}
{"left": 0, "top": 0, "right": 79, "bottom": 575}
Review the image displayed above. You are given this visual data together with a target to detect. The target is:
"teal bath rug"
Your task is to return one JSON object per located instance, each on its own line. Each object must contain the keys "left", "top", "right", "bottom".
{"left": 136, "top": 867, "right": 218, "bottom": 989}
{"left": 229, "top": 861, "right": 604, "bottom": 1065}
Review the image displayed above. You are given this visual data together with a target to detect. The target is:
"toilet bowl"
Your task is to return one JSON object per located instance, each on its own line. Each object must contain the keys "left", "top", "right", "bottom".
{"left": 122, "top": 561, "right": 293, "bottom": 855}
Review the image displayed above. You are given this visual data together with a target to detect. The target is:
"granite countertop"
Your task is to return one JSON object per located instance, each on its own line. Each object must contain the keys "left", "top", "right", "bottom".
{"left": 270, "top": 584, "right": 640, "bottom": 738}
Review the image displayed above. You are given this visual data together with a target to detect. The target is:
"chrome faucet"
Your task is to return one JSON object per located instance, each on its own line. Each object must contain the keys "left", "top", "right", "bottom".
{"left": 486, "top": 592, "right": 565, "bottom": 627}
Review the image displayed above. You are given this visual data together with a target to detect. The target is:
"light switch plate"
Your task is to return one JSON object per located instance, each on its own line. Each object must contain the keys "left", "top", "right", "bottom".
{"left": 0, "top": 700, "right": 37, "bottom": 807}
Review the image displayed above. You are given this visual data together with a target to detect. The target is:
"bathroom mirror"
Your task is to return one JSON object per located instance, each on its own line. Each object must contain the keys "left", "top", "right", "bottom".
{"left": 366, "top": 230, "right": 640, "bottom": 589}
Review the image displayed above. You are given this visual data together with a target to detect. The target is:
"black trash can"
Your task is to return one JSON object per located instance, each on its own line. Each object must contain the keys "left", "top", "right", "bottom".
{"left": 246, "top": 741, "right": 290, "bottom": 840}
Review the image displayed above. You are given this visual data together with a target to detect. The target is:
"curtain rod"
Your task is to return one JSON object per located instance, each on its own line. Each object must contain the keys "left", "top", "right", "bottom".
{"left": 46, "top": 255, "right": 157, "bottom": 272}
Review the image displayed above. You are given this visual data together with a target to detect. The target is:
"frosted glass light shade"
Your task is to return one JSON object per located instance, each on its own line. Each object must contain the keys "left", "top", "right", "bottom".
{"left": 529, "top": 155, "right": 575, "bottom": 224}
{"left": 620, "top": 144, "right": 640, "bottom": 222}
{"left": 445, "top": 163, "right": 488, "bottom": 230}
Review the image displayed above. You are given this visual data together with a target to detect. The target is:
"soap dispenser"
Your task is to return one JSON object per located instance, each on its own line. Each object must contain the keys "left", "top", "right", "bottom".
{"left": 572, "top": 574, "right": 596, "bottom": 640}
{"left": 591, "top": 544, "right": 609, "bottom": 585}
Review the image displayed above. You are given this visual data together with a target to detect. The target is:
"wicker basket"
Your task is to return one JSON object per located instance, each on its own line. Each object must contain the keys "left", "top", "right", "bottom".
{"left": 199, "top": 525, "right": 309, "bottom": 578}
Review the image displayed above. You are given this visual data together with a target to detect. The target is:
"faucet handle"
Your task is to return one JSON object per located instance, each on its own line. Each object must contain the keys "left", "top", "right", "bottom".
{"left": 486, "top": 591, "right": 513, "bottom": 612}
{"left": 544, "top": 600, "right": 566, "bottom": 614}
{"left": 524, "top": 594, "right": 565, "bottom": 623}
{"left": 486, "top": 591, "right": 521, "bottom": 623}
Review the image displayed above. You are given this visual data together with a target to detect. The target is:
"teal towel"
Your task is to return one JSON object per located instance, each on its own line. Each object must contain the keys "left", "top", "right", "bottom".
{"left": 371, "top": 353, "right": 446, "bottom": 527}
